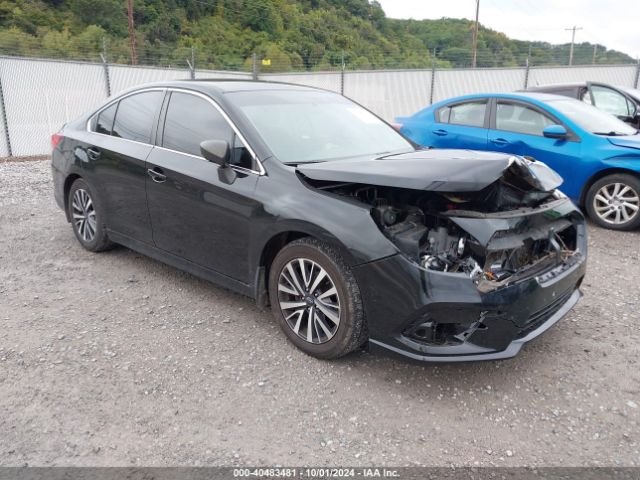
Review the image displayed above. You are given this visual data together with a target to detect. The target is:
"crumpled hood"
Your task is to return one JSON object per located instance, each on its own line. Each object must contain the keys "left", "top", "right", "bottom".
{"left": 296, "top": 149, "right": 563, "bottom": 192}
{"left": 607, "top": 136, "right": 640, "bottom": 151}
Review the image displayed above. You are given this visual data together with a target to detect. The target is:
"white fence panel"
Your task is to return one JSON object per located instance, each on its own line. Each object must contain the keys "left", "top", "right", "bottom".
{"left": 529, "top": 64, "right": 637, "bottom": 88}
{"left": 432, "top": 67, "right": 526, "bottom": 103}
{"left": 259, "top": 71, "right": 342, "bottom": 93}
{"left": 109, "top": 65, "right": 190, "bottom": 95}
{"left": 196, "top": 69, "right": 253, "bottom": 80}
{"left": 0, "top": 57, "right": 638, "bottom": 157}
{"left": 344, "top": 70, "right": 432, "bottom": 121}
{"left": 0, "top": 57, "right": 107, "bottom": 156}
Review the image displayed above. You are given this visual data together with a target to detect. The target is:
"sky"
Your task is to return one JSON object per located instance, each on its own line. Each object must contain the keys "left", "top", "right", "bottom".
{"left": 376, "top": 0, "right": 640, "bottom": 59}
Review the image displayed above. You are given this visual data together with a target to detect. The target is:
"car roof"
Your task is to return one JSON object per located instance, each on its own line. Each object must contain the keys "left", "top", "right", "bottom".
{"left": 526, "top": 82, "right": 586, "bottom": 91}
{"left": 130, "top": 79, "right": 325, "bottom": 97}
{"left": 434, "top": 92, "right": 571, "bottom": 105}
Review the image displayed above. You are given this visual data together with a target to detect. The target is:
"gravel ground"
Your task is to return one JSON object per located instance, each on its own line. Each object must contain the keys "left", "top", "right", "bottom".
{"left": 0, "top": 159, "right": 639, "bottom": 467}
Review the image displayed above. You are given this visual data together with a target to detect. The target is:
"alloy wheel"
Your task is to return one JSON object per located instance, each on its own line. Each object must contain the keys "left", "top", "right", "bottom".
{"left": 72, "top": 188, "right": 97, "bottom": 242}
{"left": 277, "top": 258, "right": 341, "bottom": 344}
{"left": 593, "top": 182, "right": 640, "bottom": 225}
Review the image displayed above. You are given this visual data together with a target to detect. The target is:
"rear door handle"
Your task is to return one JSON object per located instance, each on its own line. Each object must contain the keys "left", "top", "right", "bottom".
{"left": 87, "top": 147, "right": 101, "bottom": 160}
{"left": 490, "top": 137, "right": 509, "bottom": 146}
{"left": 432, "top": 129, "right": 448, "bottom": 136}
{"left": 147, "top": 167, "right": 167, "bottom": 183}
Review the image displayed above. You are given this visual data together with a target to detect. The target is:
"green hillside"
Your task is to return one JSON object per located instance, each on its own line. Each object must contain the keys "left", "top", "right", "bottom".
{"left": 0, "top": 0, "right": 634, "bottom": 70}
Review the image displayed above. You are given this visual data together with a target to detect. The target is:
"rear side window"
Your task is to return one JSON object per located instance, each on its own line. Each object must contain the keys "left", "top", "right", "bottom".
{"left": 95, "top": 103, "right": 117, "bottom": 135}
{"left": 112, "top": 91, "right": 164, "bottom": 143}
{"left": 162, "top": 92, "right": 234, "bottom": 158}
{"left": 438, "top": 101, "right": 486, "bottom": 127}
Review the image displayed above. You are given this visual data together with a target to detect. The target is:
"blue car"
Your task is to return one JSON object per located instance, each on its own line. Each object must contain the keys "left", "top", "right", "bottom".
{"left": 397, "top": 93, "right": 640, "bottom": 230}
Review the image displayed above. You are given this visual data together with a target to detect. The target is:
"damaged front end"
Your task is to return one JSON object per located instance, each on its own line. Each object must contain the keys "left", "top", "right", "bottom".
{"left": 299, "top": 151, "right": 587, "bottom": 361}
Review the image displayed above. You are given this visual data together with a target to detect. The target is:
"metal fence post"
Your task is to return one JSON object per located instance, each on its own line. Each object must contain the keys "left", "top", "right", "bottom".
{"left": 340, "top": 51, "right": 345, "bottom": 96}
{"left": 252, "top": 53, "right": 258, "bottom": 81}
{"left": 429, "top": 49, "right": 437, "bottom": 105}
{"left": 187, "top": 47, "right": 196, "bottom": 80}
{"left": 0, "top": 65, "right": 13, "bottom": 157}
{"left": 101, "top": 38, "right": 111, "bottom": 97}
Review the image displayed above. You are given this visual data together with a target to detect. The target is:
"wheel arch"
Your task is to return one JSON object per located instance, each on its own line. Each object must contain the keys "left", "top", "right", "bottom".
{"left": 579, "top": 168, "right": 640, "bottom": 206}
{"left": 253, "top": 227, "right": 358, "bottom": 308}
{"left": 63, "top": 173, "right": 83, "bottom": 221}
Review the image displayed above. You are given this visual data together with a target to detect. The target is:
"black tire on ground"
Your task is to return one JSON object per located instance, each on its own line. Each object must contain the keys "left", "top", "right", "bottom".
{"left": 67, "top": 178, "right": 114, "bottom": 252}
{"left": 268, "top": 237, "right": 368, "bottom": 360}
{"left": 585, "top": 174, "right": 640, "bottom": 231}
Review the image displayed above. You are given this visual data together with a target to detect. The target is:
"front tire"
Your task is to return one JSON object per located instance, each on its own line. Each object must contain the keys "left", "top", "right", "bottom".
{"left": 268, "top": 238, "right": 367, "bottom": 360}
{"left": 67, "top": 178, "right": 114, "bottom": 252}
{"left": 585, "top": 174, "right": 640, "bottom": 230}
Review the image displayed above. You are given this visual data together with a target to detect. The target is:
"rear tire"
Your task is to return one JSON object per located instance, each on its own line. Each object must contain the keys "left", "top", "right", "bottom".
{"left": 67, "top": 178, "right": 114, "bottom": 252}
{"left": 268, "top": 238, "right": 367, "bottom": 360}
{"left": 585, "top": 174, "right": 640, "bottom": 230}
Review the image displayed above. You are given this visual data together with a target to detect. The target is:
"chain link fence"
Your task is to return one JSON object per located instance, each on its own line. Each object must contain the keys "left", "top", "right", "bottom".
{"left": 0, "top": 55, "right": 639, "bottom": 157}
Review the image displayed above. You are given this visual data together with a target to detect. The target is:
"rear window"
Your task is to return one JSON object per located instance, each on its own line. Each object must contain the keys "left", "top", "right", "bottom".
{"left": 437, "top": 101, "right": 487, "bottom": 128}
{"left": 95, "top": 103, "right": 117, "bottom": 135}
{"left": 112, "top": 91, "right": 164, "bottom": 143}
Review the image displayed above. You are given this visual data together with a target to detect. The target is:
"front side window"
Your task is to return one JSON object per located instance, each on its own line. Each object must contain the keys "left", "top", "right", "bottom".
{"left": 112, "top": 91, "right": 164, "bottom": 143}
{"left": 591, "top": 85, "right": 633, "bottom": 117}
{"left": 163, "top": 92, "right": 234, "bottom": 158}
{"left": 438, "top": 101, "right": 487, "bottom": 128}
{"left": 95, "top": 103, "right": 117, "bottom": 135}
{"left": 229, "top": 134, "right": 253, "bottom": 169}
{"left": 495, "top": 102, "right": 555, "bottom": 136}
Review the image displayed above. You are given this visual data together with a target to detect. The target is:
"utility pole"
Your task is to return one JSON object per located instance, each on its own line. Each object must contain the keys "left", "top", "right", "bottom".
{"left": 127, "top": 0, "right": 137, "bottom": 65}
{"left": 471, "top": 0, "right": 480, "bottom": 68}
{"left": 592, "top": 44, "right": 597, "bottom": 64}
{"left": 565, "top": 25, "right": 582, "bottom": 66}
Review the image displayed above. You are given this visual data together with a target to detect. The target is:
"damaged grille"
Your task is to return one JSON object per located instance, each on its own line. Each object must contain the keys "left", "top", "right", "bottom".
{"left": 476, "top": 222, "right": 579, "bottom": 291}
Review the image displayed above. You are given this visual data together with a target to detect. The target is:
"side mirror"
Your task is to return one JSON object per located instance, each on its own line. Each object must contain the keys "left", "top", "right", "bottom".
{"left": 200, "top": 139, "right": 230, "bottom": 166}
{"left": 543, "top": 124, "right": 568, "bottom": 139}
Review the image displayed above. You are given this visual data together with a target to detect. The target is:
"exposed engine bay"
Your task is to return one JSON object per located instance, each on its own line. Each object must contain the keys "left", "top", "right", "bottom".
{"left": 304, "top": 167, "right": 580, "bottom": 292}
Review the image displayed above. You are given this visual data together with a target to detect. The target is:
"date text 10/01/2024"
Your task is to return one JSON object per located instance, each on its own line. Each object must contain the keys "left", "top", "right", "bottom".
{"left": 232, "top": 468, "right": 400, "bottom": 478}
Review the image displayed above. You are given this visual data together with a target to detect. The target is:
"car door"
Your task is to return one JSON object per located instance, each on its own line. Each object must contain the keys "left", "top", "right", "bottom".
{"left": 487, "top": 99, "right": 582, "bottom": 185}
{"left": 84, "top": 89, "right": 165, "bottom": 244}
{"left": 587, "top": 83, "right": 638, "bottom": 126}
{"left": 426, "top": 99, "right": 489, "bottom": 149}
{"left": 145, "top": 90, "right": 260, "bottom": 284}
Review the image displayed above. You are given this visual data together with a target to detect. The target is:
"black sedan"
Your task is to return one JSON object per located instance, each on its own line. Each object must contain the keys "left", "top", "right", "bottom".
{"left": 51, "top": 81, "right": 587, "bottom": 362}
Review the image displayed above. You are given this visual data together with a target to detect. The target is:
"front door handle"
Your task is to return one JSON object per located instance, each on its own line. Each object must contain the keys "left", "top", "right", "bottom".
{"left": 432, "top": 129, "right": 449, "bottom": 136}
{"left": 147, "top": 168, "right": 167, "bottom": 183}
{"left": 87, "top": 147, "right": 101, "bottom": 160}
{"left": 490, "top": 137, "right": 509, "bottom": 146}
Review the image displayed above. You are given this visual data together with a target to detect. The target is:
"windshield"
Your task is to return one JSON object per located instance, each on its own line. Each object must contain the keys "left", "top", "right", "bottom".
{"left": 547, "top": 98, "right": 637, "bottom": 136}
{"left": 230, "top": 90, "right": 413, "bottom": 163}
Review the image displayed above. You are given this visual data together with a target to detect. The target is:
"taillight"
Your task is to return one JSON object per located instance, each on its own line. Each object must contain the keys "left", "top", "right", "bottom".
{"left": 390, "top": 122, "right": 403, "bottom": 131}
{"left": 51, "top": 133, "right": 63, "bottom": 150}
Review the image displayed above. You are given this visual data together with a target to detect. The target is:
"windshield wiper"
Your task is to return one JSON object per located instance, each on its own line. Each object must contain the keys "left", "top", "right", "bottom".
{"left": 593, "top": 131, "right": 627, "bottom": 136}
